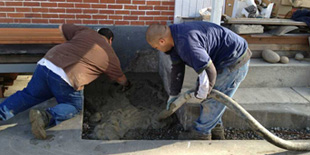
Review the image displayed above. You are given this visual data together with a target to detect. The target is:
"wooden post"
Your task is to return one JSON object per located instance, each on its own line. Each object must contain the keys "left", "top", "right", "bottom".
{"left": 210, "top": 0, "right": 224, "bottom": 25}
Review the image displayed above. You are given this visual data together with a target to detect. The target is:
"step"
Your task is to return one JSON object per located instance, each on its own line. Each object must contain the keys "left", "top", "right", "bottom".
{"left": 176, "top": 87, "right": 310, "bottom": 130}
{"left": 240, "top": 58, "right": 310, "bottom": 87}
{"left": 159, "top": 53, "right": 310, "bottom": 95}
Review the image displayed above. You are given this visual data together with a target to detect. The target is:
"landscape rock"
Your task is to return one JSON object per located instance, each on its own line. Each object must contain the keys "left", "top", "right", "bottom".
{"left": 262, "top": 49, "right": 280, "bottom": 63}
{"left": 295, "top": 53, "right": 304, "bottom": 60}
{"left": 280, "top": 56, "right": 289, "bottom": 64}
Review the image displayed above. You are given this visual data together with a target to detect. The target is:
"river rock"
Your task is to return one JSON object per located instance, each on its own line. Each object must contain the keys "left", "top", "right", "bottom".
{"left": 280, "top": 56, "right": 289, "bottom": 64}
{"left": 295, "top": 53, "right": 304, "bottom": 60}
{"left": 262, "top": 49, "right": 280, "bottom": 63}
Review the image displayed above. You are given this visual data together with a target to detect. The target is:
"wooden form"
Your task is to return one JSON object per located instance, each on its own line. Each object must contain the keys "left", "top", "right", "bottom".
{"left": 0, "top": 28, "right": 65, "bottom": 44}
{"left": 224, "top": 18, "right": 307, "bottom": 26}
{"left": 241, "top": 34, "right": 310, "bottom": 45}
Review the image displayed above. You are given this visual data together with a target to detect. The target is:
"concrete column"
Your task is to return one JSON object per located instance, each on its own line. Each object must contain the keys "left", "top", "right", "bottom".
{"left": 210, "top": 0, "right": 224, "bottom": 25}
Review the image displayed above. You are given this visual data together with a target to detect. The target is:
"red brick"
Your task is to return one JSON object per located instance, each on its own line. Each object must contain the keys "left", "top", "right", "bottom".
{"left": 16, "top": 8, "right": 32, "bottom": 12}
{"left": 139, "top": 6, "right": 153, "bottom": 10}
{"left": 146, "top": 1, "right": 161, "bottom": 5}
{"left": 139, "top": 16, "right": 153, "bottom": 20}
{"left": 162, "top": 2, "right": 175, "bottom": 6}
{"left": 132, "top": 0, "right": 145, "bottom": 5}
{"left": 123, "top": 16, "right": 138, "bottom": 20}
{"left": 5, "top": 2, "right": 23, "bottom": 6}
{"left": 7, "top": 13, "right": 24, "bottom": 18}
{"left": 67, "top": 0, "right": 82, "bottom": 2}
{"left": 92, "top": 4, "right": 107, "bottom": 8}
{"left": 41, "top": 3, "right": 57, "bottom": 7}
{"left": 93, "top": 15, "right": 108, "bottom": 19}
{"left": 160, "top": 21, "right": 167, "bottom": 25}
{"left": 124, "top": 5, "right": 137, "bottom": 10}
{"left": 0, "top": 2, "right": 4, "bottom": 6}
{"left": 109, "top": 15, "right": 122, "bottom": 20}
{"left": 169, "top": 6, "right": 174, "bottom": 10}
{"left": 0, "top": 13, "right": 5, "bottom": 17}
{"left": 130, "top": 21, "right": 144, "bottom": 25}
{"left": 99, "top": 20, "right": 114, "bottom": 25}
{"left": 115, "top": 20, "right": 129, "bottom": 25}
{"left": 99, "top": 10, "right": 114, "bottom": 14}
{"left": 42, "top": 14, "right": 59, "bottom": 18}
{"left": 58, "top": 3, "right": 74, "bottom": 8}
{"left": 84, "top": 0, "right": 99, "bottom": 3}
{"left": 154, "top": 6, "right": 169, "bottom": 10}
{"left": 66, "top": 9, "right": 82, "bottom": 13}
{"left": 49, "top": 0, "right": 66, "bottom": 2}
{"left": 146, "top": 11, "right": 160, "bottom": 15}
{"left": 59, "top": 14, "right": 75, "bottom": 18}
{"left": 25, "top": 13, "right": 42, "bottom": 18}
{"left": 0, "top": 18, "right": 14, "bottom": 23}
{"left": 49, "top": 19, "right": 66, "bottom": 24}
{"left": 115, "top": 10, "right": 129, "bottom": 14}
{"left": 49, "top": 8, "right": 66, "bottom": 13}
{"left": 168, "top": 16, "right": 173, "bottom": 20}
{"left": 14, "top": 18, "right": 31, "bottom": 23}
{"left": 66, "top": 19, "right": 82, "bottom": 24}
{"left": 161, "top": 11, "right": 174, "bottom": 16}
{"left": 76, "top": 14, "right": 91, "bottom": 19}
{"left": 75, "top": 4, "right": 91, "bottom": 8}
{"left": 0, "top": 8, "right": 15, "bottom": 12}
{"left": 83, "top": 20, "right": 99, "bottom": 24}
{"left": 100, "top": 0, "right": 115, "bottom": 3}
{"left": 154, "top": 16, "right": 169, "bottom": 20}
{"left": 108, "top": 5, "right": 122, "bottom": 9}
{"left": 146, "top": 21, "right": 160, "bottom": 25}
{"left": 116, "top": 0, "right": 131, "bottom": 4}
{"left": 32, "top": 19, "right": 49, "bottom": 23}
{"left": 131, "top": 11, "right": 145, "bottom": 15}
{"left": 83, "top": 9, "right": 99, "bottom": 14}
{"left": 32, "top": 8, "right": 49, "bottom": 12}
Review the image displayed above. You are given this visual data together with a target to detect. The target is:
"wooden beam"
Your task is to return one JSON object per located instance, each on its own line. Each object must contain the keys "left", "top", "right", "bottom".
{"left": 241, "top": 34, "right": 310, "bottom": 45}
{"left": 0, "top": 28, "right": 65, "bottom": 44}
{"left": 248, "top": 44, "right": 310, "bottom": 51}
{"left": 224, "top": 18, "right": 307, "bottom": 26}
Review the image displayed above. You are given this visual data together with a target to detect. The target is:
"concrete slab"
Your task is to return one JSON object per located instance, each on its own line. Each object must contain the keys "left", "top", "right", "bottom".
{"left": 177, "top": 87, "right": 310, "bottom": 130}
{"left": 292, "top": 87, "right": 310, "bottom": 102}
{"left": 0, "top": 101, "right": 309, "bottom": 155}
{"left": 233, "top": 87, "right": 309, "bottom": 104}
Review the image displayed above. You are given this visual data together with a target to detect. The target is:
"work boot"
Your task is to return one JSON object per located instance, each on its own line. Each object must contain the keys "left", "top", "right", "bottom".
{"left": 178, "top": 129, "right": 211, "bottom": 140}
{"left": 29, "top": 109, "right": 51, "bottom": 140}
{"left": 211, "top": 124, "right": 225, "bottom": 140}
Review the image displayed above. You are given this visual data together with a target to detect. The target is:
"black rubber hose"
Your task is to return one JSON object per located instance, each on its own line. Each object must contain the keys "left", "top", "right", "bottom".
{"left": 209, "top": 89, "right": 310, "bottom": 151}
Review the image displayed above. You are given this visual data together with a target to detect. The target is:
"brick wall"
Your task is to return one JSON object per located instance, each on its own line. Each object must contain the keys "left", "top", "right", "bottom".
{"left": 0, "top": 0, "right": 175, "bottom": 26}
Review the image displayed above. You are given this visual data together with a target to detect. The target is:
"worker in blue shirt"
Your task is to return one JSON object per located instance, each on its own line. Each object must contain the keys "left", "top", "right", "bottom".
{"left": 146, "top": 21, "right": 251, "bottom": 140}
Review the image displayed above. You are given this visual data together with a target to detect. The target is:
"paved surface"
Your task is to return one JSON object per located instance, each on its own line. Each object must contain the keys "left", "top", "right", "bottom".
{"left": 0, "top": 94, "right": 310, "bottom": 155}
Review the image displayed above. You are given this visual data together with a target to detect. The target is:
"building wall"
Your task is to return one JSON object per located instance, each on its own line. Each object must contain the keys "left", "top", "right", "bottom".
{"left": 0, "top": 0, "right": 175, "bottom": 26}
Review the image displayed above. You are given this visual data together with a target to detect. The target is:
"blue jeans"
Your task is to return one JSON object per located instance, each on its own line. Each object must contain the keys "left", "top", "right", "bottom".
{"left": 195, "top": 60, "right": 250, "bottom": 134}
{"left": 0, "top": 65, "right": 83, "bottom": 126}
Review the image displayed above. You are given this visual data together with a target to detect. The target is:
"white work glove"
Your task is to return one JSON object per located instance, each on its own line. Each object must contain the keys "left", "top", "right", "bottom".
{"left": 166, "top": 95, "right": 179, "bottom": 110}
{"left": 186, "top": 92, "right": 204, "bottom": 104}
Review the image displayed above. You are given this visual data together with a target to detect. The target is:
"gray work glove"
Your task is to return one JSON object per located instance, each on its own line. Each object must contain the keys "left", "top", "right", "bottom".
{"left": 166, "top": 95, "right": 179, "bottom": 110}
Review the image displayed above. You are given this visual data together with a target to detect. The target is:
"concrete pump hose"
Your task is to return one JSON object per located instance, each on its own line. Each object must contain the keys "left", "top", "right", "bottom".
{"left": 209, "top": 89, "right": 310, "bottom": 151}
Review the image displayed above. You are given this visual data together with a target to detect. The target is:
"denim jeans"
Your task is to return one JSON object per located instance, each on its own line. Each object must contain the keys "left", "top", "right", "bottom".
{"left": 195, "top": 60, "right": 250, "bottom": 134}
{"left": 0, "top": 65, "right": 83, "bottom": 126}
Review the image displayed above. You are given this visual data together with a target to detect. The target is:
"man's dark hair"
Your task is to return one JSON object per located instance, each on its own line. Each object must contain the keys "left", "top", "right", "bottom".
{"left": 98, "top": 28, "right": 114, "bottom": 41}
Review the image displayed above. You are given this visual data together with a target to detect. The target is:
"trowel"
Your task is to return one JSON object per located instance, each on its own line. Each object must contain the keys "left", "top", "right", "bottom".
{"left": 157, "top": 92, "right": 191, "bottom": 121}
